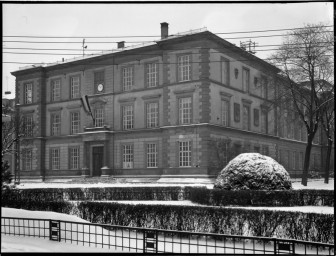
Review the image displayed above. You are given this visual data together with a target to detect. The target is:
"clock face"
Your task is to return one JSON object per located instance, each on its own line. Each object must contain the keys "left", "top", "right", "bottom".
{"left": 97, "top": 84, "right": 104, "bottom": 92}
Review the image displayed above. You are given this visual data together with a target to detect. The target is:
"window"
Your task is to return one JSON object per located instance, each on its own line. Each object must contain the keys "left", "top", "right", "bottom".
{"left": 261, "top": 76, "right": 268, "bottom": 99}
{"left": 122, "top": 105, "right": 134, "bottom": 130}
{"left": 147, "top": 143, "right": 158, "bottom": 168}
{"left": 178, "top": 55, "right": 191, "bottom": 82}
{"left": 69, "top": 147, "right": 80, "bottom": 169}
{"left": 146, "top": 102, "right": 158, "bottom": 128}
{"left": 70, "top": 76, "right": 80, "bottom": 99}
{"left": 254, "top": 145, "right": 260, "bottom": 153}
{"left": 299, "top": 152, "right": 303, "bottom": 169}
{"left": 123, "top": 144, "right": 133, "bottom": 169}
{"left": 23, "top": 115, "right": 33, "bottom": 137}
{"left": 122, "top": 67, "right": 134, "bottom": 91}
{"left": 22, "top": 149, "right": 32, "bottom": 171}
{"left": 179, "top": 141, "right": 191, "bottom": 167}
{"left": 94, "top": 108, "right": 104, "bottom": 127}
{"left": 51, "top": 148, "right": 60, "bottom": 170}
{"left": 179, "top": 97, "right": 192, "bottom": 124}
{"left": 51, "top": 79, "right": 61, "bottom": 102}
{"left": 94, "top": 71, "right": 105, "bottom": 93}
{"left": 222, "top": 142, "right": 230, "bottom": 166}
{"left": 70, "top": 112, "right": 80, "bottom": 134}
{"left": 254, "top": 109, "right": 259, "bottom": 127}
{"left": 24, "top": 83, "right": 33, "bottom": 104}
{"left": 242, "top": 105, "right": 250, "bottom": 130}
{"left": 221, "top": 100, "right": 229, "bottom": 127}
{"left": 242, "top": 68, "right": 250, "bottom": 92}
{"left": 261, "top": 145, "right": 269, "bottom": 156}
{"left": 51, "top": 113, "right": 61, "bottom": 136}
{"left": 261, "top": 110, "right": 268, "bottom": 134}
{"left": 221, "top": 58, "right": 229, "bottom": 85}
{"left": 234, "top": 103, "right": 240, "bottom": 122}
{"left": 146, "top": 63, "right": 158, "bottom": 88}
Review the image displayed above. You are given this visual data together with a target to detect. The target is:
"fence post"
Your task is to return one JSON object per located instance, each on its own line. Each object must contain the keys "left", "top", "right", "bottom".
{"left": 273, "top": 238, "right": 277, "bottom": 255}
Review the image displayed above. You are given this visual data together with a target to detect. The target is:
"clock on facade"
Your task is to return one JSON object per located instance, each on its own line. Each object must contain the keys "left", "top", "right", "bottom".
{"left": 97, "top": 84, "right": 104, "bottom": 92}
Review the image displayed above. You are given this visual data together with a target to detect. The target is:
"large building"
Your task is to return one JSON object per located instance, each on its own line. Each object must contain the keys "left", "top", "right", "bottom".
{"left": 11, "top": 23, "right": 333, "bottom": 181}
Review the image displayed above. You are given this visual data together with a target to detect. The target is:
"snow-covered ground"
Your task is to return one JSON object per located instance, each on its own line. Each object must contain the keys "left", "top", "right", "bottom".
{"left": 15, "top": 178, "right": 334, "bottom": 190}
{"left": 2, "top": 208, "right": 333, "bottom": 254}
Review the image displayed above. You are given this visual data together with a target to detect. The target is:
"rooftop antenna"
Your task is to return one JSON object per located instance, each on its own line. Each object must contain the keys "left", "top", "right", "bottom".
{"left": 82, "top": 39, "right": 87, "bottom": 57}
{"left": 5, "top": 76, "right": 11, "bottom": 95}
{"left": 240, "top": 39, "right": 257, "bottom": 54}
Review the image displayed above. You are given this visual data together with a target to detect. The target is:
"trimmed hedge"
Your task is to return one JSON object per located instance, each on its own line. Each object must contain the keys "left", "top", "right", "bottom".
{"left": 1, "top": 186, "right": 188, "bottom": 202}
{"left": 1, "top": 198, "right": 334, "bottom": 244}
{"left": 186, "top": 187, "right": 334, "bottom": 206}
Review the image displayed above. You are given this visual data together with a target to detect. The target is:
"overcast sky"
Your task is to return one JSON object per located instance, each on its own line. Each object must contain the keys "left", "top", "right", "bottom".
{"left": 2, "top": 2, "right": 333, "bottom": 99}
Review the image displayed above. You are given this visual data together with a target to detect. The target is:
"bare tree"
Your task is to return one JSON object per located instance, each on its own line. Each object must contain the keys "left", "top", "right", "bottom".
{"left": 2, "top": 103, "right": 36, "bottom": 185}
{"left": 269, "top": 23, "right": 333, "bottom": 186}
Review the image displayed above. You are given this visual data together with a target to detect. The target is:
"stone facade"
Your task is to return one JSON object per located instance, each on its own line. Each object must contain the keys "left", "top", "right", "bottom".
{"left": 11, "top": 24, "right": 333, "bottom": 180}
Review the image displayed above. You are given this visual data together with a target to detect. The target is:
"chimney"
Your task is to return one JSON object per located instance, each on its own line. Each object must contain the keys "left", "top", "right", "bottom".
{"left": 117, "top": 41, "right": 125, "bottom": 49}
{"left": 160, "top": 22, "right": 169, "bottom": 39}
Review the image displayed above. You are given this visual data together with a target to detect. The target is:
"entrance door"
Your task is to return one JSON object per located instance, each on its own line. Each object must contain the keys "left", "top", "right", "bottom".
{"left": 92, "top": 146, "right": 104, "bottom": 176}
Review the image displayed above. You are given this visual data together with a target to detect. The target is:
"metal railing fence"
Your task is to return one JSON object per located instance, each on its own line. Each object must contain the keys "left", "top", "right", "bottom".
{"left": 1, "top": 216, "right": 334, "bottom": 254}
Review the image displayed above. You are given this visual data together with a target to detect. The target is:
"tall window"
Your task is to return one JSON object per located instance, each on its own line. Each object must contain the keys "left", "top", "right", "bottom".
{"left": 179, "top": 97, "right": 192, "bottom": 124}
{"left": 261, "top": 110, "right": 268, "bottom": 134}
{"left": 261, "top": 145, "right": 269, "bottom": 156}
{"left": 51, "top": 113, "right": 61, "bottom": 136}
{"left": 222, "top": 142, "right": 229, "bottom": 167}
{"left": 221, "top": 100, "right": 229, "bottom": 127}
{"left": 51, "top": 148, "right": 60, "bottom": 170}
{"left": 178, "top": 55, "right": 191, "bottom": 82}
{"left": 299, "top": 152, "right": 303, "bottom": 169}
{"left": 70, "top": 112, "right": 80, "bottom": 134}
{"left": 221, "top": 58, "right": 229, "bottom": 85}
{"left": 179, "top": 141, "right": 191, "bottom": 167}
{"left": 234, "top": 103, "right": 240, "bottom": 122}
{"left": 242, "top": 68, "right": 250, "bottom": 92}
{"left": 242, "top": 105, "right": 250, "bottom": 130}
{"left": 23, "top": 115, "right": 33, "bottom": 137}
{"left": 146, "top": 102, "right": 158, "bottom": 128}
{"left": 146, "top": 63, "right": 158, "bottom": 88}
{"left": 70, "top": 76, "right": 80, "bottom": 99}
{"left": 94, "top": 71, "right": 105, "bottom": 93}
{"left": 69, "top": 147, "right": 80, "bottom": 169}
{"left": 123, "top": 144, "right": 133, "bottom": 169}
{"left": 51, "top": 79, "right": 61, "bottom": 102}
{"left": 122, "top": 105, "right": 134, "bottom": 130}
{"left": 253, "top": 109, "right": 259, "bottom": 127}
{"left": 94, "top": 108, "right": 104, "bottom": 127}
{"left": 22, "top": 149, "right": 32, "bottom": 171}
{"left": 147, "top": 143, "right": 158, "bottom": 168}
{"left": 122, "top": 67, "right": 134, "bottom": 91}
{"left": 261, "top": 76, "right": 268, "bottom": 99}
{"left": 24, "top": 83, "right": 33, "bottom": 104}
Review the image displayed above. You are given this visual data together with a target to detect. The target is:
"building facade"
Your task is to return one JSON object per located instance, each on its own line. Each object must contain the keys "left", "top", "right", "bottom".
{"left": 11, "top": 23, "right": 333, "bottom": 180}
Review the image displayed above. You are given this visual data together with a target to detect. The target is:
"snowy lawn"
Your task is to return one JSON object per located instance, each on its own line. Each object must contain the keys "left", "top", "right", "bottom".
{"left": 2, "top": 207, "right": 333, "bottom": 254}
{"left": 15, "top": 178, "right": 334, "bottom": 190}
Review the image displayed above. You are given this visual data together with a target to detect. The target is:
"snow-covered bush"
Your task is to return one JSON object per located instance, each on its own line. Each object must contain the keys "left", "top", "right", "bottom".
{"left": 214, "top": 153, "right": 292, "bottom": 190}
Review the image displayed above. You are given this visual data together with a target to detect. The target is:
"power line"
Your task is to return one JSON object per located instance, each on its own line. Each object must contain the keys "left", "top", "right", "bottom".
{"left": 3, "top": 25, "right": 332, "bottom": 38}
{"left": 3, "top": 41, "right": 333, "bottom": 52}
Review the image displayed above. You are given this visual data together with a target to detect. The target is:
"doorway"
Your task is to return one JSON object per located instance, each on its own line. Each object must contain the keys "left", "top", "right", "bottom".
{"left": 92, "top": 146, "right": 104, "bottom": 176}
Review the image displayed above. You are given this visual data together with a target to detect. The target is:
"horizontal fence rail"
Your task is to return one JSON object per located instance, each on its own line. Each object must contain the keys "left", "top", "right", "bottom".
{"left": 1, "top": 216, "right": 334, "bottom": 255}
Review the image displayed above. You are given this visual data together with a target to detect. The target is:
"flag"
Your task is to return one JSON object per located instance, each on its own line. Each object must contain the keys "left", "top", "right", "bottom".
{"left": 81, "top": 95, "right": 94, "bottom": 122}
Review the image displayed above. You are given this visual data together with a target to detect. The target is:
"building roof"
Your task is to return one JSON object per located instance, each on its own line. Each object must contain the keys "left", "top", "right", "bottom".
{"left": 12, "top": 27, "right": 281, "bottom": 76}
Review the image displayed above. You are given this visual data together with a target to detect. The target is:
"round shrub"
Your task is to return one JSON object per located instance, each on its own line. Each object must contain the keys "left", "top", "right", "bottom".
{"left": 214, "top": 153, "right": 292, "bottom": 190}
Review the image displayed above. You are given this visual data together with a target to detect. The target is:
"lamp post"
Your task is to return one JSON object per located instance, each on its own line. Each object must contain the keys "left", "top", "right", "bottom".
{"left": 14, "top": 103, "right": 20, "bottom": 185}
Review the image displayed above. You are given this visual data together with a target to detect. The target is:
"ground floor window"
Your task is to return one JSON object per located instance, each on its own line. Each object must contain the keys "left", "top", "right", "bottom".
{"left": 147, "top": 143, "right": 158, "bottom": 168}
{"left": 22, "top": 149, "right": 32, "bottom": 171}
{"left": 123, "top": 144, "right": 133, "bottom": 169}
{"left": 69, "top": 147, "right": 80, "bottom": 169}
{"left": 51, "top": 148, "right": 60, "bottom": 170}
{"left": 179, "top": 141, "right": 191, "bottom": 167}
